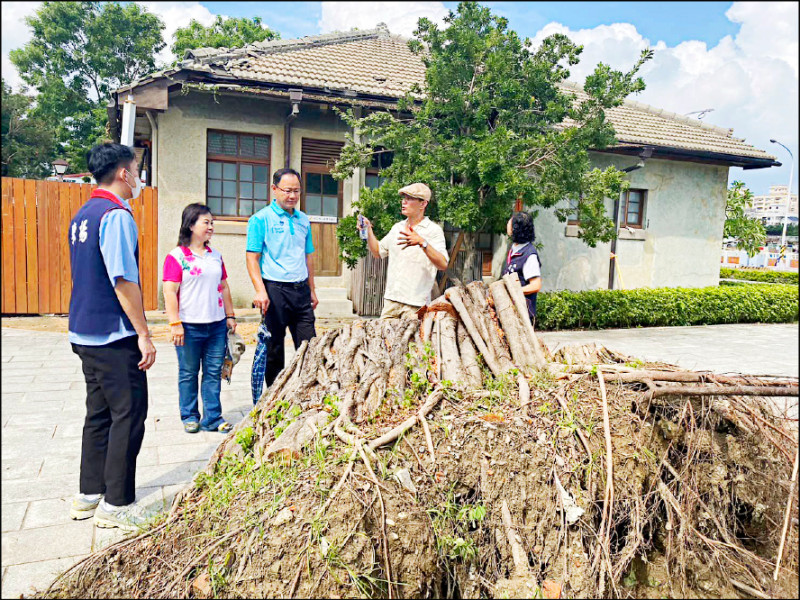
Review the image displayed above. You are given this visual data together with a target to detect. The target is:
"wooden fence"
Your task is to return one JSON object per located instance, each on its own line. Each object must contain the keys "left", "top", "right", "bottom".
{"left": 350, "top": 251, "right": 484, "bottom": 317}
{"left": 1, "top": 178, "right": 158, "bottom": 314}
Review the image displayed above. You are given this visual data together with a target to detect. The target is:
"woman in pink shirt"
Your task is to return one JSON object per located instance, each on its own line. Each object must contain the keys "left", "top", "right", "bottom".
{"left": 162, "top": 203, "right": 236, "bottom": 434}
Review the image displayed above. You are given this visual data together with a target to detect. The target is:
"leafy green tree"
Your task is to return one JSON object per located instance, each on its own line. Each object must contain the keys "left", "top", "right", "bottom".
{"left": 332, "top": 1, "right": 652, "bottom": 278}
{"left": 1, "top": 79, "right": 57, "bottom": 178}
{"left": 9, "top": 1, "right": 165, "bottom": 172}
{"left": 171, "top": 16, "right": 279, "bottom": 58}
{"left": 724, "top": 181, "right": 767, "bottom": 256}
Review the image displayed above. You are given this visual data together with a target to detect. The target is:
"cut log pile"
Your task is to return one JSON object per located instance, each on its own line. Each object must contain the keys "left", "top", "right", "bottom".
{"left": 42, "top": 277, "right": 799, "bottom": 600}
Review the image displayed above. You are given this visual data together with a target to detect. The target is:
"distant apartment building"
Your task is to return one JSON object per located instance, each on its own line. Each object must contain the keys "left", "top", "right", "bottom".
{"left": 745, "top": 185, "right": 799, "bottom": 226}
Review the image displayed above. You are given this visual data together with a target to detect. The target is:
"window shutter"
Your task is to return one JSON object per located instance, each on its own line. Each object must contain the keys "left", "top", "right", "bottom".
{"left": 301, "top": 139, "right": 344, "bottom": 169}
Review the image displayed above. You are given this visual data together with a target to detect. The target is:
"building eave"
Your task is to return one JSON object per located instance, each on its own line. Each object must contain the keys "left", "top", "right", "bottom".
{"left": 598, "top": 144, "right": 781, "bottom": 170}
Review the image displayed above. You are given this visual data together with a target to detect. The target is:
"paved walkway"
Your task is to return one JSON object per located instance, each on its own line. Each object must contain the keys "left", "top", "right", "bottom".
{"left": 541, "top": 322, "right": 799, "bottom": 377}
{"left": 1, "top": 322, "right": 798, "bottom": 597}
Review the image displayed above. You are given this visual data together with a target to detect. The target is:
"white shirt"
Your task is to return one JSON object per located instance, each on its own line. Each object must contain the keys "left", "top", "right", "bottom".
{"left": 162, "top": 246, "right": 227, "bottom": 323}
{"left": 511, "top": 243, "right": 541, "bottom": 281}
{"left": 379, "top": 217, "right": 449, "bottom": 307}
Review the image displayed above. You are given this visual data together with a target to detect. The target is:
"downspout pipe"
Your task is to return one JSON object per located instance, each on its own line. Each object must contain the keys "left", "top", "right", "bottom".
{"left": 608, "top": 149, "right": 652, "bottom": 289}
{"left": 284, "top": 89, "right": 303, "bottom": 169}
{"left": 145, "top": 111, "right": 158, "bottom": 187}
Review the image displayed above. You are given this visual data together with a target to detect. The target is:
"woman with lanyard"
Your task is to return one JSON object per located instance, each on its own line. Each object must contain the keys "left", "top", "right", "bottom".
{"left": 162, "top": 203, "right": 236, "bottom": 434}
{"left": 502, "top": 211, "right": 542, "bottom": 325}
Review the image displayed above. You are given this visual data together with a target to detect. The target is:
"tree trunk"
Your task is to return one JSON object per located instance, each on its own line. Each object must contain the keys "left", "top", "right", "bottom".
{"left": 459, "top": 231, "right": 479, "bottom": 284}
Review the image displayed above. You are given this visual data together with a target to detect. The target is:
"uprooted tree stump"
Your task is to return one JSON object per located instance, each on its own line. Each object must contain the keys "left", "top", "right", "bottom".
{"left": 42, "top": 276, "right": 799, "bottom": 599}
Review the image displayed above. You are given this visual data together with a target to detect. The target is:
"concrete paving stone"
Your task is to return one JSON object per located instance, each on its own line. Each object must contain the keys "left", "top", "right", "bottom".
{"left": 38, "top": 455, "right": 81, "bottom": 479}
{"left": 24, "top": 389, "right": 85, "bottom": 403}
{"left": 1, "top": 458, "right": 43, "bottom": 482}
{"left": 34, "top": 370, "right": 82, "bottom": 383}
{"left": 157, "top": 442, "right": 217, "bottom": 465}
{"left": 152, "top": 415, "right": 187, "bottom": 432}
{"left": 3, "top": 381, "right": 73, "bottom": 394}
{"left": 1, "top": 346, "right": 56, "bottom": 357}
{"left": 2, "top": 354, "right": 11, "bottom": 361}
{"left": 1, "top": 474, "right": 78, "bottom": 504}
{"left": 1, "top": 444, "right": 50, "bottom": 462}
{"left": 23, "top": 496, "right": 75, "bottom": 530}
{"left": 139, "top": 429, "right": 201, "bottom": 449}
{"left": 0, "top": 430, "right": 55, "bottom": 449}
{"left": 137, "top": 446, "right": 159, "bottom": 468}
{"left": 0, "top": 555, "right": 78, "bottom": 599}
{"left": 6, "top": 358, "right": 47, "bottom": 367}
{"left": 0, "top": 392, "right": 25, "bottom": 402}
{"left": 52, "top": 422, "right": 85, "bottom": 439}
{"left": 1, "top": 520, "right": 93, "bottom": 566}
{"left": 1, "top": 502, "right": 28, "bottom": 533}
{"left": 0, "top": 364, "right": 50, "bottom": 377}
{"left": 91, "top": 524, "right": 128, "bottom": 553}
{"left": 1, "top": 375, "right": 36, "bottom": 385}
{"left": 143, "top": 405, "right": 183, "bottom": 419}
{"left": 137, "top": 460, "right": 208, "bottom": 488}
{"left": 4, "top": 410, "right": 71, "bottom": 429}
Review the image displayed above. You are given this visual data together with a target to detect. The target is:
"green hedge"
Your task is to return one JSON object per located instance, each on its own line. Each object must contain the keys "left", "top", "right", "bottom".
{"left": 720, "top": 267, "right": 798, "bottom": 285}
{"left": 536, "top": 284, "right": 799, "bottom": 330}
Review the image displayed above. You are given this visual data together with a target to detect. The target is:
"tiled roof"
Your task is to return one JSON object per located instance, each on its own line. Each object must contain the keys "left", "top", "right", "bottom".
{"left": 180, "top": 25, "right": 425, "bottom": 99}
{"left": 557, "top": 82, "right": 774, "bottom": 161}
{"left": 154, "top": 26, "right": 777, "bottom": 164}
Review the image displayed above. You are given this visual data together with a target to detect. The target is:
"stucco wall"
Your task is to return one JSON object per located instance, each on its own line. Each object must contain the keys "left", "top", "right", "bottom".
{"left": 155, "top": 91, "right": 359, "bottom": 308}
{"left": 492, "top": 153, "right": 729, "bottom": 291}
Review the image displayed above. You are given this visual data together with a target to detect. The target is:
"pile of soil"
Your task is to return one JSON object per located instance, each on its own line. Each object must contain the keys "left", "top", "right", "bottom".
{"left": 40, "top": 278, "right": 798, "bottom": 599}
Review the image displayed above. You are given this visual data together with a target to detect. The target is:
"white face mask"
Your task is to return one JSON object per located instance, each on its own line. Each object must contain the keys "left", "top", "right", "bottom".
{"left": 124, "top": 169, "right": 143, "bottom": 200}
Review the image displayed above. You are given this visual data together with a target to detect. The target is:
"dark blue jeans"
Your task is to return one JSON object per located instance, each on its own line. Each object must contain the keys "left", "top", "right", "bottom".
{"left": 175, "top": 319, "right": 227, "bottom": 430}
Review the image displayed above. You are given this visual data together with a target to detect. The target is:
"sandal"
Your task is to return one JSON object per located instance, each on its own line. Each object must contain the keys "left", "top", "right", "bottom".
{"left": 183, "top": 421, "right": 200, "bottom": 434}
{"left": 202, "top": 421, "right": 232, "bottom": 434}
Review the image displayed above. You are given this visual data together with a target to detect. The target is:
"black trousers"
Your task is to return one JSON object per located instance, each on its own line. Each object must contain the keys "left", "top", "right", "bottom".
{"left": 263, "top": 278, "right": 316, "bottom": 387}
{"left": 71, "top": 335, "right": 148, "bottom": 506}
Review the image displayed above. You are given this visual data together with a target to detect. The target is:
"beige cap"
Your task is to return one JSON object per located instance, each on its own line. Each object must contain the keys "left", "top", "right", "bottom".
{"left": 398, "top": 182, "right": 431, "bottom": 202}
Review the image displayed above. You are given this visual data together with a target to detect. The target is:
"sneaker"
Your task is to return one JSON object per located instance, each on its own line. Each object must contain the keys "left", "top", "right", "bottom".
{"left": 93, "top": 501, "right": 152, "bottom": 532}
{"left": 70, "top": 493, "right": 102, "bottom": 520}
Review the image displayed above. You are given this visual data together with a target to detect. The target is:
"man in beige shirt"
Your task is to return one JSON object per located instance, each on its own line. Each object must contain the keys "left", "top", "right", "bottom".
{"left": 358, "top": 183, "right": 449, "bottom": 319}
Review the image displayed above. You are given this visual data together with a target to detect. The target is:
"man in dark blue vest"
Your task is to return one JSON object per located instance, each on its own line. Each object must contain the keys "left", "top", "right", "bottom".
{"left": 68, "top": 143, "right": 156, "bottom": 532}
{"left": 502, "top": 212, "right": 542, "bottom": 324}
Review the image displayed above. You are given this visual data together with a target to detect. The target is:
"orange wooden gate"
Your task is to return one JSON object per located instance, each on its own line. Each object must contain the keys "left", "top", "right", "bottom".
{"left": 1, "top": 178, "right": 158, "bottom": 314}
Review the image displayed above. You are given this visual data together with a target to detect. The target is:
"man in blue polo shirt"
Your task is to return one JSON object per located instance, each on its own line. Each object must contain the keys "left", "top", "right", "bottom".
{"left": 246, "top": 167, "right": 318, "bottom": 387}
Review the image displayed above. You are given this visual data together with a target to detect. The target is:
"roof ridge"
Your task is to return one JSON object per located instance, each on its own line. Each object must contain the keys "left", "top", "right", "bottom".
{"left": 182, "top": 25, "right": 391, "bottom": 65}
{"left": 557, "top": 79, "right": 737, "bottom": 138}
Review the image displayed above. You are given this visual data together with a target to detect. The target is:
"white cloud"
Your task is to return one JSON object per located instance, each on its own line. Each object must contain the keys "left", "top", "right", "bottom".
{"left": 1, "top": 1, "right": 42, "bottom": 91}
{"left": 530, "top": 2, "right": 799, "bottom": 194}
{"left": 319, "top": 1, "right": 448, "bottom": 37}
{"left": 0, "top": 2, "right": 217, "bottom": 90}
{"left": 138, "top": 2, "right": 217, "bottom": 66}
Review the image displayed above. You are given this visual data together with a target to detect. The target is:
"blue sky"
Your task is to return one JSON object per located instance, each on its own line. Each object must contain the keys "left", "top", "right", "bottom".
{"left": 3, "top": 2, "right": 797, "bottom": 195}
{"left": 200, "top": 1, "right": 740, "bottom": 47}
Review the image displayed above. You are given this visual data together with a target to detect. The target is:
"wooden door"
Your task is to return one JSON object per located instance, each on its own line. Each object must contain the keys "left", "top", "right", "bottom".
{"left": 301, "top": 139, "right": 344, "bottom": 277}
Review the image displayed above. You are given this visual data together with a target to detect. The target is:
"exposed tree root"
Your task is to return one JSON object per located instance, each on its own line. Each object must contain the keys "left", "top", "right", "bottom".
{"left": 39, "top": 279, "right": 799, "bottom": 599}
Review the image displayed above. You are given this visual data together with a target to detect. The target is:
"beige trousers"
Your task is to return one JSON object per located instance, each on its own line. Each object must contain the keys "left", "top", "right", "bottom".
{"left": 379, "top": 299, "right": 422, "bottom": 320}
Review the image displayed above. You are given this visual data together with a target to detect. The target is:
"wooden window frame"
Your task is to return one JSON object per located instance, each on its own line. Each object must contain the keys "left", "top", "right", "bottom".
{"left": 622, "top": 189, "right": 647, "bottom": 229}
{"left": 365, "top": 149, "right": 393, "bottom": 191}
{"left": 300, "top": 164, "right": 344, "bottom": 219}
{"left": 206, "top": 129, "right": 271, "bottom": 221}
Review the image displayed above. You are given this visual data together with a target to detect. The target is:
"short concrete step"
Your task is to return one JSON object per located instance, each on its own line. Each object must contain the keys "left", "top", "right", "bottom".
{"left": 314, "top": 295, "right": 354, "bottom": 318}
{"left": 315, "top": 287, "right": 349, "bottom": 300}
